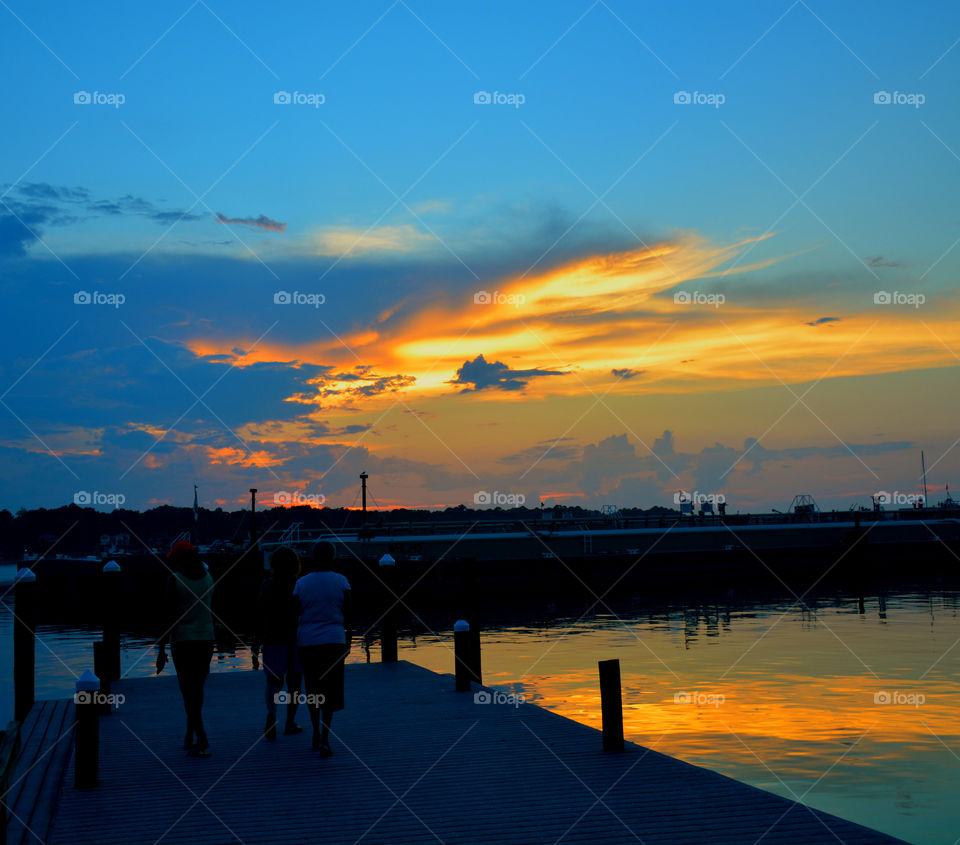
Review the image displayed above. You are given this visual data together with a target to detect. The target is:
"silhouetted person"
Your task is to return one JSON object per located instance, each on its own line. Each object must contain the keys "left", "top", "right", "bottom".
{"left": 156, "top": 540, "right": 214, "bottom": 757}
{"left": 252, "top": 546, "right": 303, "bottom": 740}
{"left": 295, "top": 540, "right": 352, "bottom": 755}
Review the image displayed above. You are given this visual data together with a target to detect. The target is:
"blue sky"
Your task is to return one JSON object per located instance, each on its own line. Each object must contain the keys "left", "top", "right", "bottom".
{"left": 2, "top": 1, "right": 959, "bottom": 514}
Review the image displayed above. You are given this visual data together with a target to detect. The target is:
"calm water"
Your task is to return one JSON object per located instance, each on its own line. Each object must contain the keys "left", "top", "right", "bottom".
{"left": 1, "top": 563, "right": 955, "bottom": 844}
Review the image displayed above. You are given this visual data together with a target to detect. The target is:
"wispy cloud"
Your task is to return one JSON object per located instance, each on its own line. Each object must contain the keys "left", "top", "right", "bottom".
{"left": 215, "top": 212, "right": 286, "bottom": 233}
{"left": 310, "top": 223, "right": 434, "bottom": 257}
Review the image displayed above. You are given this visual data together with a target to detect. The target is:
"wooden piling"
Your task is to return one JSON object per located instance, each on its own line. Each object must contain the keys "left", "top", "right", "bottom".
{"left": 73, "top": 671, "right": 99, "bottom": 789}
{"left": 13, "top": 570, "right": 36, "bottom": 723}
{"left": 379, "top": 554, "right": 398, "bottom": 663}
{"left": 454, "top": 620, "right": 481, "bottom": 691}
{"left": 101, "top": 561, "right": 122, "bottom": 672}
{"left": 598, "top": 658, "right": 624, "bottom": 752}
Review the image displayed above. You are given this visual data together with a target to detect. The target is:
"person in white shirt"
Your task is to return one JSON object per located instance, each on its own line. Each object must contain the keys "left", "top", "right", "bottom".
{"left": 294, "top": 540, "right": 352, "bottom": 755}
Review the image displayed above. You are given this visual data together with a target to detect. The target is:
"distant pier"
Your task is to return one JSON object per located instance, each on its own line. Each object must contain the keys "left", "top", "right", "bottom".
{"left": 6, "top": 662, "right": 905, "bottom": 844}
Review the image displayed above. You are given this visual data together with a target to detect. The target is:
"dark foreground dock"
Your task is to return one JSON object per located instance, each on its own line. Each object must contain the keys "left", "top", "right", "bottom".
{"left": 9, "top": 662, "right": 904, "bottom": 844}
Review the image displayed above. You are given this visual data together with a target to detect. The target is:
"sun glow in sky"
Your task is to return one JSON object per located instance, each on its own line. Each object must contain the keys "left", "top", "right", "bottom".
{"left": 1, "top": 1, "right": 959, "bottom": 511}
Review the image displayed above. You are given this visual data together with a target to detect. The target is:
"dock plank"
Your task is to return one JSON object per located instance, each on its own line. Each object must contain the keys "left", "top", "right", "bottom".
{"left": 6, "top": 699, "right": 75, "bottom": 845}
{"left": 41, "top": 662, "right": 905, "bottom": 844}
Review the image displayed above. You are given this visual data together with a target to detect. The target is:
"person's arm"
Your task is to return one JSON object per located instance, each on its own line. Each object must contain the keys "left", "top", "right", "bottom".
{"left": 342, "top": 588, "right": 352, "bottom": 651}
{"left": 156, "top": 575, "right": 175, "bottom": 673}
{"left": 251, "top": 580, "right": 268, "bottom": 670}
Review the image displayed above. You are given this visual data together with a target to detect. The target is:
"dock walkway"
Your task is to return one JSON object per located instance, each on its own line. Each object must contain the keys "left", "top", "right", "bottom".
{"left": 15, "top": 662, "right": 905, "bottom": 844}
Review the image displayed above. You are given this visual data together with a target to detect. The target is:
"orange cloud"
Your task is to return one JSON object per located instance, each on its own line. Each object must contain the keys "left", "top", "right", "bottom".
{"left": 181, "top": 233, "right": 960, "bottom": 411}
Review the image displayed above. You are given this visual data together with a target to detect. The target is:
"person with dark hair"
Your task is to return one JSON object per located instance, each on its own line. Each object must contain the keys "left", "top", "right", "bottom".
{"left": 252, "top": 546, "right": 303, "bottom": 740}
{"left": 295, "top": 540, "right": 351, "bottom": 756}
{"left": 156, "top": 540, "right": 215, "bottom": 757}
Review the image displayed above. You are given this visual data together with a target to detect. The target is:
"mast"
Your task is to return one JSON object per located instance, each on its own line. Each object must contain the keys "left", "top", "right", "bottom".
{"left": 921, "top": 450, "right": 928, "bottom": 508}
{"left": 249, "top": 488, "right": 258, "bottom": 548}
{"left": 360, "top": 472, "right": 368, "bottom": 526}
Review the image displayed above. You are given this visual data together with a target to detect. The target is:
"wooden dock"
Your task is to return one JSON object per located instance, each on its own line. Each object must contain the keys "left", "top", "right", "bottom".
{"left": 8, "top": 662, "right": 905, "bottom": 844}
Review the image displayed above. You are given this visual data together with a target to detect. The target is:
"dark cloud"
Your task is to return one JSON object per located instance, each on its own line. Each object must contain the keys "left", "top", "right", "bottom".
{"left": 0, "top": 207, "right": 51, "bottom": 258}
{"left": 215, "top": 212, "right": 286, "bottom": 233}
{"left": 87, "top": 194, "right": 204, "bottom": 224}
{"left": 499, "top": 438, "right": 580, "bottom": 465}
{"left": 865, "top": 255, "right": 905, "bottom": 269}
{"left": 449, "top": 354, "right": 566, "bottom": 392}
{"left": 804, "top": 316, "right": 840, "bottom": 327}
{"left": 611, "top": 367, "right": 644, "bottom": 379}
{"left": 1, "top": 183, "right": 206, "bottom": 238}
{"left": 13, "top": 183, "right": 91, "bottom": 203}
{"left": 336, "top": 424, "right": 373, "bottom": 435}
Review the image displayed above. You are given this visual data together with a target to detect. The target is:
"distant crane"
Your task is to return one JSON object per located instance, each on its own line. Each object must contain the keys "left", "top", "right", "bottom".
{"left": 789, "top": 494, "right": 820, "bottom": 521}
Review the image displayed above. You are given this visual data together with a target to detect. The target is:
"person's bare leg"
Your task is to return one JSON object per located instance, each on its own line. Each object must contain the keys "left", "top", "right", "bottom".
{"left": 285, "top": 669, "right": 302, "bottom": 733}
{"left": 319, "top": 707, "right": 334, "bottom": 755}
{"left": 307, "top": 694, "right": 321, "bottom": 748}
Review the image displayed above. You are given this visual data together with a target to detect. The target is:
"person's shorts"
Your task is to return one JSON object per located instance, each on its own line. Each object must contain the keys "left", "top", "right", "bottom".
{"left": 262, "top": 643, "right": 301, "bottom": 681}
{"left": 297, "top": 643, "right": 347, "bottom": 711}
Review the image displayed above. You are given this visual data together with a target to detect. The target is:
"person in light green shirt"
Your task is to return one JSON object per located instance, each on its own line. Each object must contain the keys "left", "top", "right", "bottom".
{"left": 156, "top": 540, "right": 215, "bottom": 757}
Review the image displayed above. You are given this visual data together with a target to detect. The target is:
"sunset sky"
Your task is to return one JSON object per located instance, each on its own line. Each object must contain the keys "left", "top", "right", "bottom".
{"left": 2, "top": 1, "right": 959, "bottom": 512}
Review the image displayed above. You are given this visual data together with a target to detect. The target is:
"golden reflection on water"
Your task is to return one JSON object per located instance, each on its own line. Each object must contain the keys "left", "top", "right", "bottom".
{"left": 397, "top": 591, "right": 960, "bottom": 844}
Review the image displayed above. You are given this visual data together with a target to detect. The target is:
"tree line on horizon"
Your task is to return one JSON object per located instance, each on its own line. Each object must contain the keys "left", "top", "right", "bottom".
{"left": 0, "top": 502, "right": 678, "bottom": 560}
